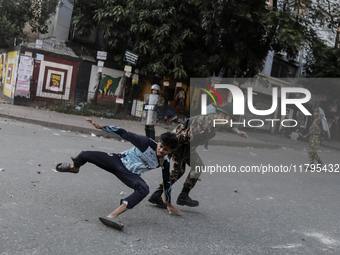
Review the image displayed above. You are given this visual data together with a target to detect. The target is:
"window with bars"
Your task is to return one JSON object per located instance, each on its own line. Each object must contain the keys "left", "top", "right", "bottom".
{"left": 70, "top": 24, "right": 96, "bottom": 44}
{"left": 46, "top": 0, "right": 58, "bottom": 14}
{"left": 271, "top": 57, "right": 298, "bottom": 78}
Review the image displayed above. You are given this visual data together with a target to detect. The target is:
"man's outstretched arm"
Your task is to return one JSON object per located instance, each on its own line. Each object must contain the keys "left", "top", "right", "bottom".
{"left": 86, "top": 118, "right": 150, "bottom": 151}
{"left": 236, "top": 130, "right": 248, "bottom": 139}
{"left": 86, "top": 118, "right": 103, "bottom": 129}
{"left": 230, "top": 127, "right": 248, "bottom": 139}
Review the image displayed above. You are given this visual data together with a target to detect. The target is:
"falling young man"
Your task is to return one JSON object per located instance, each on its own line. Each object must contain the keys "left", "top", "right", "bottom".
{"left": 56, "top": 118, "right": 181, "bottom": 230}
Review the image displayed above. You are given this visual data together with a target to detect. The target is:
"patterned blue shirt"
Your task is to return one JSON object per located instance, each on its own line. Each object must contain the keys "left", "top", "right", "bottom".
{"left": 102, "top": 125, "right": 172, "bottom": 202}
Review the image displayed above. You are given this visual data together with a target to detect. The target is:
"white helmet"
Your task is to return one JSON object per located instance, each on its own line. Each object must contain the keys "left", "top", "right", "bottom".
{"left": 151, "top": 84, "right": 160, "bottom": 91}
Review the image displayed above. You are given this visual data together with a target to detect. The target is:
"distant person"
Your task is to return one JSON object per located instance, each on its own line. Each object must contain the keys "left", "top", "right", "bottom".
{"left": 174, "top": 87, "right": 186, "bottom": 112}
{"left": 144, "top": 84, "right": 160, "bottom": 140}
{"left": 203, "top": 100, "right": 217, "bottom": 151}
{"left": 303, "top": 108, "right": 323, "bottom": 170}
{"left": 56, "top": 118, "right": 181, "bottom": 230}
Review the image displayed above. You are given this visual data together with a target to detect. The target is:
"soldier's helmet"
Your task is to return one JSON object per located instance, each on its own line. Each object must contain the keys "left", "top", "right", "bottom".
{"left": 151, "top": 84, "right": 160, "bottom": 91}
{"left": 216, "top": 102, "right": 237, "bottom": 120}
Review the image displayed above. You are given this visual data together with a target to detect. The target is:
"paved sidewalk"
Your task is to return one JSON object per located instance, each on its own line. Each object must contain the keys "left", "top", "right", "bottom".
{"left": 1, "top": 100, "right": 340, "bottom": 151}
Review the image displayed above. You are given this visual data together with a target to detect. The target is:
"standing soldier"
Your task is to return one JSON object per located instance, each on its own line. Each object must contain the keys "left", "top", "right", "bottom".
{"left": 304, "top": 108, "right": 323, "bottom": 170}
{"left": 143, "top": 84, "right": 160, "bottom": 140}
{"left": 148, "top": 102, "right": 248, "bottom": 208}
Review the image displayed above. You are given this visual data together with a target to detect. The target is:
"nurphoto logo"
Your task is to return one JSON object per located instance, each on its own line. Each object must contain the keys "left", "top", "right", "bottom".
{"left": 198, "top": 82, "right": 312, "bottom": 129}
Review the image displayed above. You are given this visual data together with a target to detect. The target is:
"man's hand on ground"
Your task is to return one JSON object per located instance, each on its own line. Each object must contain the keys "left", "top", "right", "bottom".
{"left": 167, "top": 202, "right": 182, "bottom": 215}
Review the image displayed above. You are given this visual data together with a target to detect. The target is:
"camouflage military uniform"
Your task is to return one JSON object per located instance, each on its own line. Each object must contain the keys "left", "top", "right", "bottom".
{"left": 163, "top": 113, "right": 239, "bottom": 190}
{"left": 306, "top": 116, "right": 322, "bottom": 163}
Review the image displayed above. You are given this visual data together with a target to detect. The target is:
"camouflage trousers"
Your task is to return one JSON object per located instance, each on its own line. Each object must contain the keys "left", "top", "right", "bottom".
{"left": 161, "top": 146, "right": 204, "bottom": 190}
{"left": 308, "top": 135, "right": 320, "bottom": 162}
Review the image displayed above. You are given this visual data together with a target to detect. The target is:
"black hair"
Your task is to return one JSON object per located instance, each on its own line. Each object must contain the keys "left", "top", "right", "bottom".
{"left": 160, "top": 132, "right": 179, "bottom": 150}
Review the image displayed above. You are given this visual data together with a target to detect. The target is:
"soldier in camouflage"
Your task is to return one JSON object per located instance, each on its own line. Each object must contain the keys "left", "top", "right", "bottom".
{"left": 303, "top": 108, "right": 323, "bottom": 169}
{"left": 148, "top": 102, "right": 248, "bottom": 207}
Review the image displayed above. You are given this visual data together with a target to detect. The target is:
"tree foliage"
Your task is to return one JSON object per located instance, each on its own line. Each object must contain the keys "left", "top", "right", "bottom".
{"left": 93, "top": 0, "right": 205, "bottom": 80}
{"left": 304, "top": 41, "right": 340, "bottom": 78}
{"left": 200, "top": 0, "right": 340, "bottom": 77}
{"left": 0, "top": 0, "right": 57, "bottom": 48}
{"left": 302, "top": 40, "right": 340, "bottom": 102}
{"left": 201, "top": 0, "right": 272, "bottom": 77}
{"left": 70, "top": 0, "right": 104, "bottom": 36}
{"left": 297, "top": 0, "right": 340, "bottom": 102}
{"left": 71, "top": 0, "right": 340, "bottom": 79}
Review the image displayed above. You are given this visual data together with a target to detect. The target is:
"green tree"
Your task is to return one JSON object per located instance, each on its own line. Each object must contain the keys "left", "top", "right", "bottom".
{"left": 0, "top": 0, "right": 57, "bottom": 48}
{"left": 302, "top": 40, "right": 340, "bottom": 104}
{"left": 93, "top": 0, "right": 206, "bottom": 79}
{"left": 201, "top": 0, "right": 340, "bottom": 77}
{"left": 304, "top": 41, "right": 340, "bottom": 78}
{"left": 71, "top": 0, "right": 340, "bottom": 114}
{"left": 72, "top": 0, "right": 206, "bottom": 112}
{"left": 201, "top": 0, "right": 272, "bottom": 77}
{"left": 72, "top": 0, "right": 340, "bottom": 83}
{"left": 301, "top": 0, "right": 340, "bottom": 104}
{"left": 72, "top": 0, "right": 206, "bottom": 78}
{"left": 70, "top": 0, "right": 104, "bottom": 36}
{"left": 72, "top": 0, "right": 340, "bottom": 79}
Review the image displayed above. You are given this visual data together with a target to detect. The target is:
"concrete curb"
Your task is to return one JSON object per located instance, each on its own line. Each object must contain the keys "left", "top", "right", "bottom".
{"left": 0, "top": 113, "right": 119, "bottom": 140}
{"left": 319, "top": 142, "right": 340, "bottom": 152}
{"left": 209, "top": 139, "right": 281, "bottom": 149}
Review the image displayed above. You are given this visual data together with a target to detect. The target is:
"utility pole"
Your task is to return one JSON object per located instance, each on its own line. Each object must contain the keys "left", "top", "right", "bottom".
{"left": 115, "top": 50, "right": 139, "bottom": 114}
{"left": 335, "top": 19, "right": 340, "bottom": 49}
{"left": 93, "top": 71, "right": 102, "bottom": 105}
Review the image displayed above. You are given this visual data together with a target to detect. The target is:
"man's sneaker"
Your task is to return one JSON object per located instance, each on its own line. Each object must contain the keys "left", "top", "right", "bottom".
{"left": 176, "top": 192, "right": 199, "bottom": 207}
{"left": 148, "top": 186, "right": 167, "bottom": 209}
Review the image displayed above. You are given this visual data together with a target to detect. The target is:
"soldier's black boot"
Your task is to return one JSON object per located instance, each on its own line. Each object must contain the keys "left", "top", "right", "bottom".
{"left": 145, "top": 126, "right": 150, "bottom": 138}
{"left": 317, "top": 159, "right": 323, "bottom": 166}
{"left": 148, "top": 185, "right": 167, "bottom": 209}
{"left": 149, "top": 125, "right": 155, "bottom": 140}
{"left": 177, "top": 192, "right": 199, "bottom": 207}
{"left": 306, "top": 163, "right": 314, "bottom": 171}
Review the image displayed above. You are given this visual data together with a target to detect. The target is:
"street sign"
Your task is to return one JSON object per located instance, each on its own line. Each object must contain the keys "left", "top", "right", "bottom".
{"left": 36, "top": 40, "right": 43, "bottom": 49}
{"left": 124, "top": 65, "right": 132, "bottom": 72}
{"left": 116, "top": 98, "right": 124, "bottom": 104}
{"left": 123, "top": 50, "right": 139, "bottom": 66}
{"left": 97, "top": 51, "right": 107, "bottom": 60}
{"left": 132, "top": 74, "right": 139, "bottom": 84}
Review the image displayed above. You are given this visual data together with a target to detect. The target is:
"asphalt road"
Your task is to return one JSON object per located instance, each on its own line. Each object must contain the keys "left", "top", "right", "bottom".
{"left": 1, "top": 117, "right": 340, "bottom": 255}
